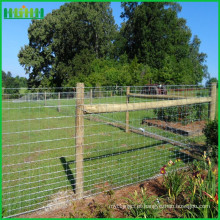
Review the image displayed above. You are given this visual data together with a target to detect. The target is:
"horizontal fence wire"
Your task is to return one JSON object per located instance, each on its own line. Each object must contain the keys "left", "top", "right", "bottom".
{"left": 2, "top": 84, "right": 215, "bottom": 217}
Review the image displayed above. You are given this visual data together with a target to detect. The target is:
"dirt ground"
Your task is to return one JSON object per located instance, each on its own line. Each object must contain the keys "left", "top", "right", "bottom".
{"left": 142, "top": 119, "right": 206, "bottom": 136}
{"left": 17, "top": 174, "right": 181, "bottom": 218}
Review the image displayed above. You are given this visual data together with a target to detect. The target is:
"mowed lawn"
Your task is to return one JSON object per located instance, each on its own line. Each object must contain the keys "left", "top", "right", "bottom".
{"left": 2, "top": 89, "right": 214, "bottom": 217}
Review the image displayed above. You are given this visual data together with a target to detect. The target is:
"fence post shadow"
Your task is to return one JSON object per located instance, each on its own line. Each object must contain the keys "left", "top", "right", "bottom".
{"left": 60, "top": 157, "right": 76, "bottom": 193}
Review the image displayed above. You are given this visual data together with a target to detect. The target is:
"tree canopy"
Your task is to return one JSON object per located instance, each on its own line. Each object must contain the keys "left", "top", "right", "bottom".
{"left": 206, "top": 77, "right": 218, "bottom": 88}
{"left": 117, "top": 2, "right": 208, "bottom": 85}
{"left": 18, "top": 2, "right": 209, "bottom": 88}
{"left": 18, "top": 2, "right": 117, "bottom": 88}
{"left": 2, "top": 71, "right": 27, "bottom": 88}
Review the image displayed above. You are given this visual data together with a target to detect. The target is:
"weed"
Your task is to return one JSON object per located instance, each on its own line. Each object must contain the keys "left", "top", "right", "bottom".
{"left": 124, "top": 187, "right": 163, "bottom": 218}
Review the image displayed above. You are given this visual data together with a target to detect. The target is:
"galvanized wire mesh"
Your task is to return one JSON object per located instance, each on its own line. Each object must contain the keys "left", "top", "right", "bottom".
{"left": 2, "top": 84, "right": 214, "bottom": 217}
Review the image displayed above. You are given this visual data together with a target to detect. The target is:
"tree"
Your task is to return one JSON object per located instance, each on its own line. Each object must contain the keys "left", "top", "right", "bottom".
{"left": 206, "top": 77, "right": 218, "bottom": 88}
{"left": 118, "top": 2, "right": 208, "bottom": 85}
{"left": 2, "top": 70, "right": 28, "bottom": 95}
{"left": 18, "top": 2, "right": 209, "bottom": 87}
{"left": 188, "top": 35, "right": 209, "bottom": 84}
{"left": 18, "top": 2, "right": 117, "bottom": 88}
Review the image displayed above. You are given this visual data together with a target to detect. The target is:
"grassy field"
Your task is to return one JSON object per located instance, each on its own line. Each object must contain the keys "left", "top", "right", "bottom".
{"left": 2, "top": 89, "right": 216, "bottom": 217}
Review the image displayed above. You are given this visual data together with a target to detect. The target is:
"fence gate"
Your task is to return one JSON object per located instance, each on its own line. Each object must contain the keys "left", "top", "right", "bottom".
{"left": 2, "top": 83, "right": 216, "bottom": 217}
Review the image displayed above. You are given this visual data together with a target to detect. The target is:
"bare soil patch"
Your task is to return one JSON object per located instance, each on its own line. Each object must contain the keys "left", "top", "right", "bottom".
{"left": 19, "top": 165, "right": 218, "bottom": 219}
{"left": 142, "top": 119, "right": 206, "bottom": 136}
{"left": 17, "top": 174, "right": 180, "bottom": 218}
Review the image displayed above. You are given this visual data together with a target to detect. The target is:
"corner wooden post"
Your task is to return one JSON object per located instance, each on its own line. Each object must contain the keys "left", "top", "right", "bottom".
{"left": 90, "top": 89, "right": 93, "bottom": 104}
{"left": 126, "top": 86, "right": 130, "bottom": 133}
{"left": 210, "top": 82, "right": 217, "bottom": 120}
{"left": 75, "top": 83, "right": 84, "bottom": 199}
{"left": 58, "top": 92, "right": 61, "bottom": 112}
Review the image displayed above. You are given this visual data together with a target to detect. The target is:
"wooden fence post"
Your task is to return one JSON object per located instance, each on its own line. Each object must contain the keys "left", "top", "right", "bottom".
{"left": 75, "top": 83, "right": 84, "bottom": 199}
{"left": 90, "top": 89, "right": 93, "bottom": 104}
{"left": 58, "top": 92, "right": 61, "bottom": 112}
{"left": 126, "top": 86, "right": 130, "bottom": 133}
{"left": 210, "top": 82, "right": 217, "bottom": 120}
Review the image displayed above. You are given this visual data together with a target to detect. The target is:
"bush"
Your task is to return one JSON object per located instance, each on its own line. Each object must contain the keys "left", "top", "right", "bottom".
{"left": 154, "top": 104, "right": 208, "bottom": 124}
{"left": 203, "top": 120, "right": 218, "bottom": 146}
{"left": 203, "top": 120, "right": 218, "bottom": 163}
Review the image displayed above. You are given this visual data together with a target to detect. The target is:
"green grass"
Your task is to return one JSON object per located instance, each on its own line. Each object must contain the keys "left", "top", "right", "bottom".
{"left": 2, "top": 93, "right": 212, "bottom": 217}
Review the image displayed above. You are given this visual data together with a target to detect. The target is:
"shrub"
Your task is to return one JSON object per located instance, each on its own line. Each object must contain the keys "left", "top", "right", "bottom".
{"left": 154, "top": 104, "right": 208, "bottom": 124}
{"left": 203, "top": 120, "right": 218, "bottom": 163}
{"left": 203, "top": 120, "right": 218, "bottom": 146}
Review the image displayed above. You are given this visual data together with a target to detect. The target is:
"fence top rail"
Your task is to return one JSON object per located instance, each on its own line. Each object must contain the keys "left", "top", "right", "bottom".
{"left": 127, "top": 93, "right": 186, "bottom": 99}
{"left": 83, "top": 96, "right": 212, "bottom": 114}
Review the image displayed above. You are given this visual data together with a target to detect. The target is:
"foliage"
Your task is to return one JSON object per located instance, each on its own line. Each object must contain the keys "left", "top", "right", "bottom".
{"left": 203, "top": 120, "right": 218, "bottom": 146}
{"left": 160, "top": 159, "right": 186, "bottom": 204}
{"left": 2, "top": 70, "right": 27, "bottom": 89}
{"left": 18, "top": 2, "right": 209, "bottom": 88}
{"left": 124, "top": 187, "right": 163, "bottom": 218}
{"left": 79, "top": 57, "right": 149, "bottom": 87}
{"left": 203, "top": 120, "right": 218, "bottom": 163}
{"left": 154, "top": 104, "right": 208, "bottom": 125}
{"left": 118, "top": 2, "right": 209, "bottom": 85}
{"left": 183, "top": 154, "right": 218, "bottom": 218}
{"left": 206, "top": 77, "right": 218, "bottom": 88}
{"left": 209, "top": 145, "right": 218, "bottom": 164}
{"left": 1, "top": 208, "right": 7, "bottom": 218}
{"left": 2, "top": 70, "right": 28, "bottom": 98}
{"left": 18, "top": 2, "right": 117, "bottom": 88}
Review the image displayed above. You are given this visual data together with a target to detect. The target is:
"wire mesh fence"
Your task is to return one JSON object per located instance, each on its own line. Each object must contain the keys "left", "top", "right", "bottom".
{"left": 2, "top": 83, "right": 216, "bottom": 217}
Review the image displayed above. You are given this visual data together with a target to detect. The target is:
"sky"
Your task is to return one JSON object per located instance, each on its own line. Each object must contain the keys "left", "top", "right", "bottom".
{"left": 2, "top": 1, "right": 218, "bottom": 85}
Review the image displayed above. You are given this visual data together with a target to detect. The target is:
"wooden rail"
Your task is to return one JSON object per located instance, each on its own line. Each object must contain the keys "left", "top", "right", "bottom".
{"left": 83, "top": 97, "right": 212, "bottom": 114}
{"left": 127, "top": 93, "right": 185, "bottom": 99}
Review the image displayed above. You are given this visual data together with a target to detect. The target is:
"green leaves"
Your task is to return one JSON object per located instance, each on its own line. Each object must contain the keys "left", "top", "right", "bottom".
{"left": 2, "top": 71, "right": 27, "bottom": 89}
{"left": 18, "top": 2, "right": 117, "bottom": 88}
{"left": 18, "top": 2, "right": 208, "bottom": 88}
{"left": 161, "top": 160, "right": 186, "bottom": 204}
{"left": 124, "top": 188, "right": 163, "bottom": 218}
{"left": 118, "top": 2, "right": 208, "bottom": 85}
{"left": 184, "top": 158, "right": 218, "bottom": 218}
